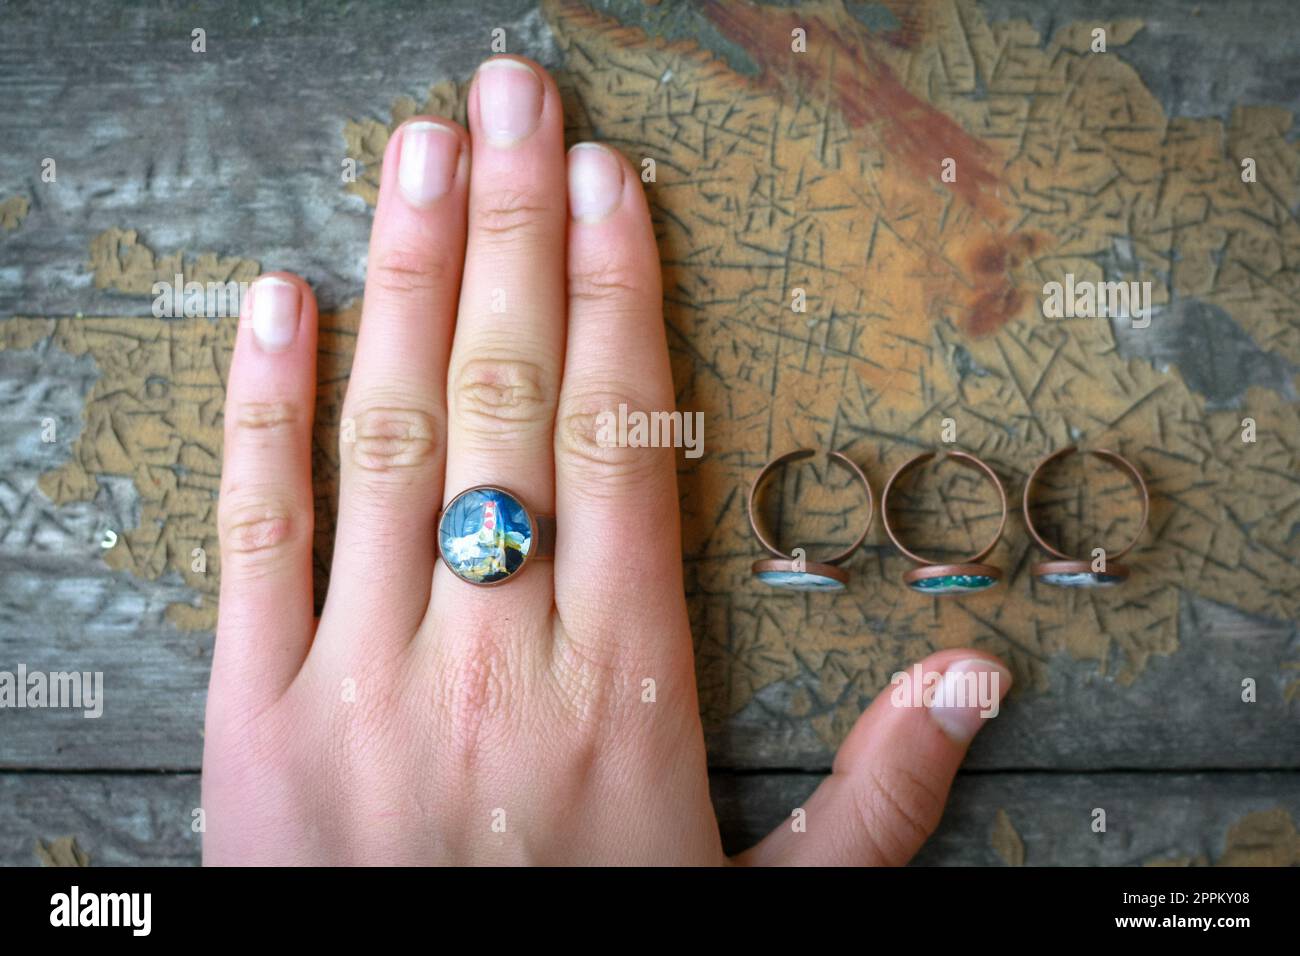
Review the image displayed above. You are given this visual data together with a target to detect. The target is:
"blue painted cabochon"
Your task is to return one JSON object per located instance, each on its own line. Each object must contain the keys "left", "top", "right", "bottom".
{"left": 439, "top": 488, "right": 534, "bottom": 584}
{"left": 907, "top": 573, "right": 997, "bottom": 594}
{"left": 755, "top": 569, "right": 846, "bottom": 591}
{"left": 440, "top": 487, "right": 532, "bottom": 540}
{"left": 1039, "top": 571, "right": 1125, "bottom": 588}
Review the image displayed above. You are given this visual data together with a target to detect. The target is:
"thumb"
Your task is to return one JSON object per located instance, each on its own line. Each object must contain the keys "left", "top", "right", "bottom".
{"left": 735, "top": 650, "right": 1012, "bottom": 866}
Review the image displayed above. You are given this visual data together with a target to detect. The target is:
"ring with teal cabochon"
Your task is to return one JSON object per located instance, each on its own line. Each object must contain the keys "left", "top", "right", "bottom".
{"left": 747, "top": 449, "right": 874, "bottom": 592}
{"left": 881, "top": 451, "right": 1007, "bottom": 596}
{"left": 1022, "top": 447, "right": 1149, "bottom": 589}
{"left": 437, "top": 485, "right": 555, "bottom": 587}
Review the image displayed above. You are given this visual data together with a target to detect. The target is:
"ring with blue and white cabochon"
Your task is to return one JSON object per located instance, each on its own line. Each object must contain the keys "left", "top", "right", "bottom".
{"left": 1022, "top": 447, "right": 1148, "bottom": 589}
{"left": 747, "top": 450, "right": 873, "bottom": 592}
{"left": 1033, "top": 560, "right": 1129, "bottom": 588}
{"left": 881, "top": 451, "right": 1007, "bottom": 596}
{"left": 437, "top": 485, "right": 555, "bottom": 587}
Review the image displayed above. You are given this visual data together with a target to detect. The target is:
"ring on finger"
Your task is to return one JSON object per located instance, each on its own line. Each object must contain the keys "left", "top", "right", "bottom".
{"left": 437, "top": 485, "right": 555, "bottom": 586}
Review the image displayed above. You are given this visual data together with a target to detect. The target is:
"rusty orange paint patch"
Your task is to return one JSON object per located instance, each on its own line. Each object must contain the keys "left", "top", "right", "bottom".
{"left": 701, "top": 0, "right": 1005, "bottom": 219}
{"left": 959, "top": 231, "right": 1044, "bottom": 335}
{"left": 698, "top": 0, "right": 1038, "bottom": 336}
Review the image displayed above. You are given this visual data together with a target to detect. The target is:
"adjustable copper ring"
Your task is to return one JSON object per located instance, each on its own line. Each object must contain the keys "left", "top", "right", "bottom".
{"left": 1022, "top": 447, "right": 1148, "bottom": 588}
{"left": 881, "top": 451, "right": 1007, "bottom": 595}
{"left": 437, "top": 485, "right": 555, "bottom": 587}
{"left": 747, "top": 449, "right": 873, "bottom": 592}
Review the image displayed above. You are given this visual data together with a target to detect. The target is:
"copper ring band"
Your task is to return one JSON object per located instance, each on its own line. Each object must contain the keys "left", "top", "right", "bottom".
{"left": 1021, "top": 447, "right": 1148, "bottom": 561}
{"left": 530, "top": 517, "right": 557, "bottom": 559}
{"left": 746, "top": 449, "right": 874, "bottom": 565}
{"left": 880, "top": 451, "right": 1008, "bottom": 565}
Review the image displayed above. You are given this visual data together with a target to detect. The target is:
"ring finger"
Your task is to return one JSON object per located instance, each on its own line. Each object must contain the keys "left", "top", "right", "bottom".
{"left": 436, "top": 56, "right": 567, "bottom": 609}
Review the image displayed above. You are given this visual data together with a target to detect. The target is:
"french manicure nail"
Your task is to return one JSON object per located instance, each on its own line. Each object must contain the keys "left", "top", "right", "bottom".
{"left": 398, "top": 121, "right": 460, "bottom": 206}
{"left": 927, "top": 658, "right": 1012, "bottom": 742}
{"left": 568, "top": 143, "right": 625, "bottom": 223}
{"left": 250, "top": 277, "right": 300, "bottom": 353}
{"left": 476, "top": 58, "right": 543, "bottom": 145}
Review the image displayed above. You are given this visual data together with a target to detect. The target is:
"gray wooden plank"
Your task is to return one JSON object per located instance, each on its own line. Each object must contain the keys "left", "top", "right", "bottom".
{"left": 3, "top": 770, "right": 1296, "bottom": 866}
{"left": 0, "top": 0, "right": 558, "bottom": 318}
{"left": 1, "top": 773, "right": 201, "bottom": 867}
{"left": 712, "top": 770, "right": 1300, "bottom": 865}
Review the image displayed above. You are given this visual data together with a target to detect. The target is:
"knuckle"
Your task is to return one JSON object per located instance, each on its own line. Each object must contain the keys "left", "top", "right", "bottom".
{"left": 473, "top": 189, "right": 552, "bottom": 241}
{"left": 452, "top": 355, "right": 553, "bottom": 438}
{"left": 556, "top": 395, "right": 669, "bottom": 486}
{"left": 368, "top": 246, "right": 454, "bottom": 299}
{"left": 567, "top": 259, "right": 652, "bottom": 309}
{"left": 218, "top": 493, "right": 300, "bottom": 561}
{"left": 549, "top": 630, "right": 633, "bottom": 724}
{"left": 229, "top": 400, "right": 300, "bottom": 436}
{"left": 436, "top": 631, "right": 520, "bottom": 773}
{"left": 345, "top": 403, "right": 443, "bottom": 474}
{"left": 324, "top": 656, "right": 406, "bottom": 771}
{"left": 546, "top": 630, "right": 691, "bottom": 768}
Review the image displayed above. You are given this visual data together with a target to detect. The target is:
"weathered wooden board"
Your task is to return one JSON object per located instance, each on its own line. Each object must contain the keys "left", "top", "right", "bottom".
{"left": 2, "top": 773, "right": 202, "bottom": 867}
{"left": 712, "top": 769, "right": 1300, "bottom": 864}
{"left": 2, "top": 770, "right": 1296, "bottom": 866}
{"left": 0, "top": 0, "right": 561, "bottom": 319}
{"left": 1, "top": 0, "right": 1298, "bottom": 865}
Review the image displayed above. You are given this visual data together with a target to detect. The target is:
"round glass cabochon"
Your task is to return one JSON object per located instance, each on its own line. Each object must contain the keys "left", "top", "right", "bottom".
{"left": 755, "top": 569, "right": 846, "bottom": 591}
{"left": 1039, "top": 570, "right": 1125, "bottom": 588}
{"left": 439, "top": 488, "right": 533, "bottom": 584}
{"left": 907, "top": 573, "right": 996, "bottom": 594}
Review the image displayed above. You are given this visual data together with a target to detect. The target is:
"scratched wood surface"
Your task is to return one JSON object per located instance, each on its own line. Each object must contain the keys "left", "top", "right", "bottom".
{"left": 711, "top": 770, "right": 1300, "bottom": 864}
{"left": 0, "top": 0, "right": 1297, "bottom": 865}
{"left": 2, "top": 770, "right": 1298, "bottom": 866}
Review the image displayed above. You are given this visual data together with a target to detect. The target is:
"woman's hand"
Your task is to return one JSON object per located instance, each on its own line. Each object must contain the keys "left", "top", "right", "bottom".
{"left": 201, "top": 55, "right": 1011, "bottom": 865}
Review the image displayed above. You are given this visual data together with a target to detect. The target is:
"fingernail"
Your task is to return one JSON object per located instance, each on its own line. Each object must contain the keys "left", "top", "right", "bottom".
{"left": 250, "top": 277, "right": 300, "bottom": 353}
{"left": 398, "top": 121, "right": 460, "bottom": 206}
{"left": 476, "top": 58, "right": 543, "bottom": 146}
{"left": 568, "top": 143, "right": 625, "bottom": 223}
{"left": 927, "top": 658, "right": 1012, "bottom": 743}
